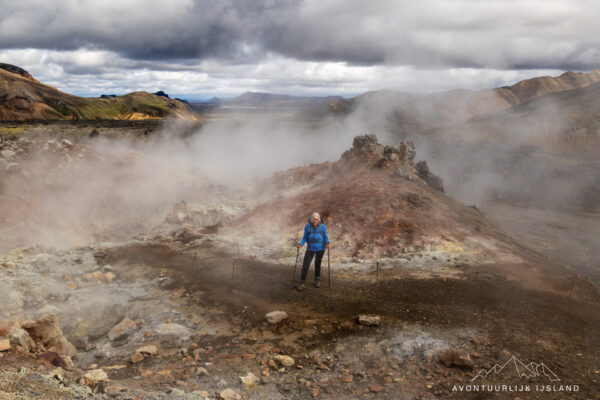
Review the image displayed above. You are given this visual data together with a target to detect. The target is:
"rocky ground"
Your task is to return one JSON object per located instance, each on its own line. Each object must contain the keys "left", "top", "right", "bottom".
{"left": 1, "top": 127, "right": 599, "bottom": 399}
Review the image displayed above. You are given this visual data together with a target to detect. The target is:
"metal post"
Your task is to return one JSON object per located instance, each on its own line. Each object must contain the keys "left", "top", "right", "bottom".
{"left": 292, "top": 247, "right": 300, "bottom": 286}
{"left": 328, "top": 248, "right": 331, "bottom": 289}
{"left": 230, "top": 260, "right": 235, "bottom": 292}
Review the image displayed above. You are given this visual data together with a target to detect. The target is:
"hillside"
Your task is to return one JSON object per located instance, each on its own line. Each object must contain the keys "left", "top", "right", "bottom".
{"left": 224, "top": 91, "right": 343, "bottom": 109}
{"left": 299, "top": 70, "right": 600, "bottom": 129}
{"left": 0, "top": 64, "right": 200, "bottom": 121}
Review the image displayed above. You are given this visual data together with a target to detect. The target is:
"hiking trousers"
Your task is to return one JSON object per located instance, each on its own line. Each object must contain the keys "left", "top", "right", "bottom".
{"left": 300, "top": 249, "right": 325, "bottom": 283}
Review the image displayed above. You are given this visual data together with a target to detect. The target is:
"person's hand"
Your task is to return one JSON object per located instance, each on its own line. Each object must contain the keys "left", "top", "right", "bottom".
{"left": 326, "top": 243, "right": 331, "bottom": 249}
{"left": 296, "top": 243, "right": 302, "bottom": 249}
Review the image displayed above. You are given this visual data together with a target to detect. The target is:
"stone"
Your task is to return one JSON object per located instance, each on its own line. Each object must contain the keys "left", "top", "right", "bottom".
{"left": 219, "top": 388, "right": 245, "bottom": 400}
{"left": 5, "top": 163, "right": 20, "bottom": 173}
{"left": 82, "top": 369, "right": 108, "bottom": 390}
{"left": 1, "top": 149, "right": 15, "bottom": 159}
{"left": 275, "top": 355, "right": 295, "bottom": 367}
{"left": 155, "top": 323, "right": 191, "bottom": 340}
{"left": 60, "top": 139, "right": 73, "bottom": 149}
{"left": 9, "top": 328, "right": 36, "bottom": 353}
{"left": 369, "top": 383, "right": 384, "bottom": 393}
{"left": 104, "top": 271, "right": 116, "bottom": 282}
{"left": 496, "top": 349, "right": 511, "bottom": 363}
{"left": 0, "top": 339, "right": 10, "bottom": 351}
{"left": 131, "top": 352, "right": 145, "bottom": 363}
{"left": 439, "top": 350, "right": 475, "bottom": 370}
{"left": 136, "top": 345, "right": 158, "bottom": 357}
{"left": 84, "top": 271, "right": 106, "bottom": 282}
{"left": 265, "top": 311, "right": 288, "bottom": 324}
{"left": 416, "top": 160, "right": 444, "bottom": 192}
{"left": 239, "top": 372, "right": 259, "bottom": 388}
{"left": 37, "top": 351, "right": 68, "bottom": 368}
{"left": 20, "top": 314, "right": 76, "bottom": 357}
{"left": 107, "top": 318, "right": 137, "bottom": 341}
{"left": 358, "top": 315, "right": 381, "bottom": 326}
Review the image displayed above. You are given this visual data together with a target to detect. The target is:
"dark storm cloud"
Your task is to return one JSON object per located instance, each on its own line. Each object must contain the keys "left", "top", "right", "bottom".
{"left": 1, "top": 0, "right": 599, "bottom": 71}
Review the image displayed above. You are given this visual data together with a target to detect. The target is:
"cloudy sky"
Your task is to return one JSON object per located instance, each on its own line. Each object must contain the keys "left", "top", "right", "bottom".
{"left": 1, "top": 0, "right": 598, "bottom": 99}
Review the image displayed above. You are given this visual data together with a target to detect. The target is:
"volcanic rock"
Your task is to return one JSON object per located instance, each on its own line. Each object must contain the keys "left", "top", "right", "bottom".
{"left": 239, "top": 371, "right": 259, "bottom": 388}
{"left": 9, "top": 328, "right": 35, "bottom": 353}
{"left": 0, "top": 150, "right": 15, "bottom": 159}
{"left": 0, "top": 339, "right": 10, "bottom": 351}
{"left": 416, "top": 161, "right": 444, "bottom": 192}
{"left": 265, "top": 311, "right": 288, "bottom": 324}
{"left": 358, "top": 315, "right": 381, "bottom": 326}
{"left": 107, "top": 318, "right": 137, "bottom": 341}
{"left": 275, "top": 355, "right": 295, "bottom": 367}
{"left": 219, "top": 388, "right": 245, "bottom": 400}
{"left": 439, "top": 350, "right": 475, "bottom": 369}
{"left": 82, "top": 369, "right": 108, "bottom": 392}
{"left": 20, "top": 314, "right": 76, "bottom": 357}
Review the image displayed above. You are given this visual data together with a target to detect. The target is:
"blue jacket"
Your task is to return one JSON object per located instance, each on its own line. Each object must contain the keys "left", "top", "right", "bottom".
{"left": 300, "top": 223, "right": 329, "bottom": 252}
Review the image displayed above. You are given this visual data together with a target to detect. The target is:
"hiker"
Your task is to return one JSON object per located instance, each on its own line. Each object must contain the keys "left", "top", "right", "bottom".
{"left": 296, "top": 212, "right": 330, "bottom": 291}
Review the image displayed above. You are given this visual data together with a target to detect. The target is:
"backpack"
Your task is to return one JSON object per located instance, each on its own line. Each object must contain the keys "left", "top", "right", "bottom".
{"left": 307, "top": 220, "right": 325, "bottom": 246}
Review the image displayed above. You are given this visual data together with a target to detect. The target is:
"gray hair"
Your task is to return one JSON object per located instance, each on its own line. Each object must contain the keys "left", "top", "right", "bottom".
{"left": 309, "top": 212, "right": 321, "bottom": 223}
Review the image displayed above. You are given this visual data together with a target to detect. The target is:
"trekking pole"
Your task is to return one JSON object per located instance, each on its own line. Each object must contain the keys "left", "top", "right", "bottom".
{"left": 291, "top": 246, "right": 300, "bottom": 287}
{"left": 327, "top": 248, "right": 331, "bottom": 288}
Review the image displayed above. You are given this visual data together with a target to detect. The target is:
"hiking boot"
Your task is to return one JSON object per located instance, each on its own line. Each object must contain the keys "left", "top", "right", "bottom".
{"left": 296, "top": 283, "right": 304, "bottom": 291}
{"left": 314, "top": 278, "right": 320, "bottom": 288}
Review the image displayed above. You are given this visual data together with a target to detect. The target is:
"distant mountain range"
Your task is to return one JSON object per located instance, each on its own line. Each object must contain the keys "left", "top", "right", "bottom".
{"left": 0, "top": 63, "right": 200, "bottom": 121}
{"left": 298, "top": 70, "right": 600, "bottom": 130}
{"left": 215, "top": 92, "right": 343, "bottom": 109}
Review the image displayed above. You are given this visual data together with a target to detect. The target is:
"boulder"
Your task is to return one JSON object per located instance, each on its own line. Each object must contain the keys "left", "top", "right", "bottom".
{"left": 21, "top": 314, "right": 76, "bottom": 357}
{"left": 265, "top": 311, "right": 288, "bottom": 325}
{"left": 358, "top": 315, "right": 381, "bottom": 326}
{"left": 82, "top": 369, "right": 108, "bottom": 391}
{"left": 155, "top": 323, "right": 191, "bottom": 340}
{"left": 439, "top": 349, "right": 475, "bottom": 370}
{"left": 0, "top": 339, "right": 10, "bottom": 351}
{"left": 274, "top": 355, "right": 295, "bottom": 367}
{"left": 416, "top": 161, "right": 444, "bottom": 192}
{"left": 9, "top": 327, "right": 36, "bottom": 353}
{"left": 239, "top": 372, "right": 259, "bottom": 388}
{"left": 107, "top": 318, "right": 137, "bottom": 341}
{"left": 219, "top": 388, "right": 245, "bottom": 400}
{"left": 0, "top": 149, "right": 15, "bottom": 159}
{"left": 135, "top": 345, "right": 158, "bottom": 357}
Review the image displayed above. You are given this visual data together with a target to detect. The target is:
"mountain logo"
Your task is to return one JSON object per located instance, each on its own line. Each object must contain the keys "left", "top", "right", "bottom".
{"left": 471, "top": 355, "right": 560, "bottom": 382}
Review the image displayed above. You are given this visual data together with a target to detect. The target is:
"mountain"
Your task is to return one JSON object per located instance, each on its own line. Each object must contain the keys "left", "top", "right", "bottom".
{"left": 450, "top": 81, "right": 600, "bottom": 149}
{"left": 228, "top": 134, "right": 520, "bottom": 261}
{"left": 299, "top": 70, "right": 600, "bottom": 129}
{"left": 0, "top": 64, "right": 200, "bottom": 121}
{"left": 224, "top": 92, "right": 343, "bottom": 109}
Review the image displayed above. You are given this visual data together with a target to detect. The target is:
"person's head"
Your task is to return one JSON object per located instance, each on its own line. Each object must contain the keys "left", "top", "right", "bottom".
{"left": 309, "top": 212, "right": 321, "bottom": 226}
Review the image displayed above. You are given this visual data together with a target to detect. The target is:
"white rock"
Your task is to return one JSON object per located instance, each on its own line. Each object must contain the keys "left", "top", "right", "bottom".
{"left": 0, "top": 150, "right": 15, "bottom": 159}
{"left": 239, "top": 371, "right": 259, "bottom": 388}
{"left": 155, "top": 323, "right": 191, "bottom": 339}
{"left": 358, "top": 315, "right": 381, "bottom": 326}
{"left": 135, "top": 345, "right": 158, "bottom": 357}
{"left": 265, "top": 311, "right": 288, "bottom": 324}
{"left": 219, "top": 388, "right": 244, "bottom": 400}
{"left": 82, "top": 368, "right": 108, "bottom": 388}
{"left": 274, "top": 355, "right": 295, "bottom": 367}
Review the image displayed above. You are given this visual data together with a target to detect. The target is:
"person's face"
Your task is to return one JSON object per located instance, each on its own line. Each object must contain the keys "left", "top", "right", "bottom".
{"left": 312, "top": 217, "right": 320, "bottom": 226}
